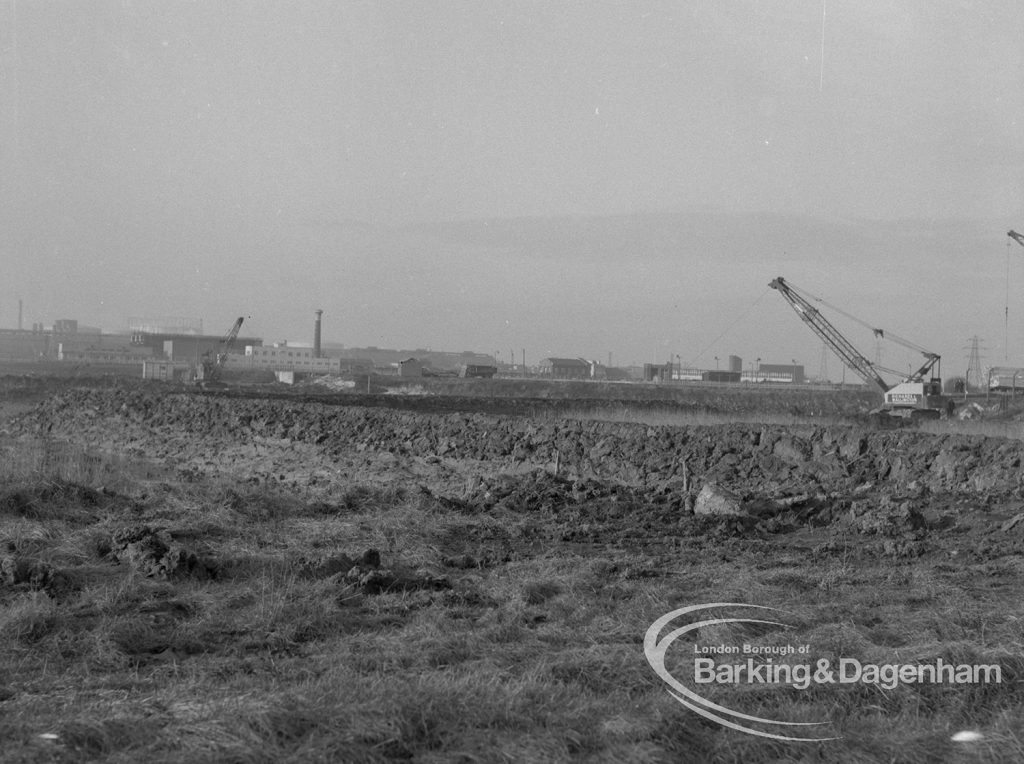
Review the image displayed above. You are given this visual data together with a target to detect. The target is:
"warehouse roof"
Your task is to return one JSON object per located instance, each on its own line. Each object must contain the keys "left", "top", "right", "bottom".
{"left": 539, "top": 357, "right": 590, "bottom": 367}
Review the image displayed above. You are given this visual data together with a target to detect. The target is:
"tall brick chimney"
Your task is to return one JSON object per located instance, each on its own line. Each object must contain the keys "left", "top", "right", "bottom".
{"left": 313, "top": 309, "right": 323, "bottom": 358}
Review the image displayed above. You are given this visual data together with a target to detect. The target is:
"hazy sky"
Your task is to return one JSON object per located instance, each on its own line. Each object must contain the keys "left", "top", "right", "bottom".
{"left": 1, "top": 1, "right": 1022, "bottom": 376}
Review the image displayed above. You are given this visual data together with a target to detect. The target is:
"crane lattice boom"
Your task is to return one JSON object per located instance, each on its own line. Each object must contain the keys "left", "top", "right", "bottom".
{"left": 217, "top": 317, "right": 245, "bottom": 365}
{"left": 769, "top": 277, "right": 890, "bottom": 393}
{"left": 770, "top": 276, "right": 946, "bottom": 418}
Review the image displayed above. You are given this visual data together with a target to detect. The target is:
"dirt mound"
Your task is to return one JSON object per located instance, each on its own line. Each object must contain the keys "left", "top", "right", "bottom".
{"left": 109, "top": 525, "right": 217, "bottom": 580}
{"left": 459, "top": 472, "right": 647, "bottom": 514}
{"left": 294, "top": 547, "right": 451, "bottom": 597}
{"left": 1, "top": 556, "right": 55, "bottom": 588}
{"left": 299, "top": 549, "right": 382, "bottom": 579}
{"left": 10, "top": 384, "right": 1024, "bottom": 568}
{"left": 339, "top": 566, "right": 452, "bottom": 597}
{"left": 16, "top": 388, "right": 1024, "bottom": 501}
{"left": 0, "top": 557, "right": 78, "bottom": 598}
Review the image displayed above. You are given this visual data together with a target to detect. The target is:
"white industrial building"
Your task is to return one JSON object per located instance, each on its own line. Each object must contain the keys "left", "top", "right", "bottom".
{"left": 987, "top": 367, "right": 1024, "bottom": 391}
{"left": 238, "top": 345, "right": 342, "bottom": 373}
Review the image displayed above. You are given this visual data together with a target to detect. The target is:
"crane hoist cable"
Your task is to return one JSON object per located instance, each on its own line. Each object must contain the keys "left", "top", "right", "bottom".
{"left": 781, "top": 279, "right": 933, "bottom": 357}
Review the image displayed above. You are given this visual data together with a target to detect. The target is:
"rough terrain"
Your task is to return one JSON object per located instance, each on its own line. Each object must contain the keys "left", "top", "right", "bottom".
{"left": 14, "top": 385, "right": 1024, "bottom": 506}
{"left": 1, "top": 380, "right": 1022, "bottom": 763}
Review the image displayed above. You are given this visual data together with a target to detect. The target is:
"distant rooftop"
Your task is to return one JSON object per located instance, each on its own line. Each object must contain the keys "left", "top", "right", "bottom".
{"left": 128, "top": 317, "right": 204, "bottom": 335}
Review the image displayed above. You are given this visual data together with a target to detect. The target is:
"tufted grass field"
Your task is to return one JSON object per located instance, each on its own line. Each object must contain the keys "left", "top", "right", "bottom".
{"left": 1, "top": 433, "right": 1023, "bottom": 764}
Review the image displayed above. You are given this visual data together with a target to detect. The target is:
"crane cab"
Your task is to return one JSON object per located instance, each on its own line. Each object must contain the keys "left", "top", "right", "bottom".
{"left": 883, "top": 378, "right": 945, "bottom": 418}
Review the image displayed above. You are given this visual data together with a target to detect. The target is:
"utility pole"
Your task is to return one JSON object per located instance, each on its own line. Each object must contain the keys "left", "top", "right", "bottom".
{"left": 1007, "top": 239, "right": 1012, "bottom": 362}
{"left": 1009, "top": 231, "right": 1024, "bottom": 362}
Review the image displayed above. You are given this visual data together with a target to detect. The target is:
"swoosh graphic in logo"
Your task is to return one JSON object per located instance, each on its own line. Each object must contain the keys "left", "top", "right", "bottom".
{"left": 644, "top": 602, "right": 839, "bottom": 742}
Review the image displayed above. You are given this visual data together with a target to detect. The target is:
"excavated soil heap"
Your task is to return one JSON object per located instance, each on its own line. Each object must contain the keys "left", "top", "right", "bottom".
{"left": 11, "top": 388, "right": 1024, "bottom": 500}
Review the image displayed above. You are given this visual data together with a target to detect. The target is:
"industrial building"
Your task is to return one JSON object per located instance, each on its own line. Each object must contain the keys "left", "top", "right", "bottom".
{"left": 538, "top": 358, "right": 592, "bottom": 380}
{"left": 240, "top": 345, "right": 341, "bottom": 373}
{"left": 0, "top": 323, "right": 132, "bottom": 362}
{"left": 756, "top": 363, "right": 805, "bottom": 384}
{"left": 0, "top": 328, "right": 62, "bottom": 360}
{"left": 59, "top": 345, "right": 153, "bottom": 364}
{"left": 536, "top": 357, "right": 620, "bottom": 380}
{"left": 398, "top": 358, "right": 423, "bottom": 377}
{"left": 0, "top": 307, "right": 513, "bottom": 383}
{"left": 142, "top": 360, "right": 189, "bottom": 381}
{"left": 459, "top": 364, "right": 497, "bottom": 378}
{"left": 328, "top": 347, "right": 495, "bottom": 373}
{"left": 987, "top": 367, "right": 1024, "bottom": 391}
{"left": 130, "top": 321, "right": 263, "bottom": 363}
{"left": 704, "top": 370, "right": 741, "bottom": 383}
{"left": 644, "top": 363, "right": 673, "bottom": 382}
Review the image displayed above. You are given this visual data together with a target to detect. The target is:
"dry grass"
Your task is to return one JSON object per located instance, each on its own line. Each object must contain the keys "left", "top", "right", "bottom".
{"left": 0, "top": 437, "right": 140, "bottom": 491}
{"left": 1, "top": 436, "right": 1023, "bottom": 762}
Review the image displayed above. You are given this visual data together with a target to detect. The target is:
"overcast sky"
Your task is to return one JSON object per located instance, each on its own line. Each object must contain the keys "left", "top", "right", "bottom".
{"left": 1, "top": 1, "right": 1022, "bottom": 376}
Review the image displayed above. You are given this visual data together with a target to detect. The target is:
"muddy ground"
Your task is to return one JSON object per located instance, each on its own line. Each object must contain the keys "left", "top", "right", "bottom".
{"left": 2, "top": 379, "right": 1023, "bottom": 761}
{"left": 7, "top": 383, "right": 1024, "bottom": 567}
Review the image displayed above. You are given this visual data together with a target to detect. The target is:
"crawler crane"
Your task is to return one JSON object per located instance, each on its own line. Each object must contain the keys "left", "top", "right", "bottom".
{"left": 769, "top": 278, "right": 949, "bottom": 419}
{"left": 197, "top": 317, "right": 244, "bottom": 387}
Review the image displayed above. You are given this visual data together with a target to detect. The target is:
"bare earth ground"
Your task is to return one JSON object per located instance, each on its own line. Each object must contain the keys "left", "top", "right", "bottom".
{"left": 0, "top": 376, "right": 1022, "bottom": 763}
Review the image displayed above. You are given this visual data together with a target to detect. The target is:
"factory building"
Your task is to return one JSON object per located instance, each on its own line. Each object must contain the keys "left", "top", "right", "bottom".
{"left": 134, "top": 334, "right": 264, "bottom": 362}
{"left": 142, "top": 360, "right": 190, "bottom": 381}
{"left": 59, "top": 345, "right": 153, "bottom": 364}
{"left": 644, "top": 363, "right": 673, "bottom": 382}
{"left": 398, "top": 358, "right": 424, "bottom": 377}
{"left": 987, "top": 367, "right": 1024, "bottom": 391}
{"left": 756, "top": 363, "right": 805, "bottom": 384}
{"left": 327, "top": 347, "right": 494, "bottom": 373}
{"left": 538, "top": 358, "right": 591, "bottom": 380}
{"left": 459, "top": 364, "right": 497, "bottom": 378}
{"left": 0, "top": 329, "right": 56, "bottom": 360}
{"left": 239, "top": 345, "right": 341, "bottom": 373}
{"left": 703, "top": 370, "right": 742, "bottom": 383}
{"left": 0, "top": 322, "right": 130, "bottom": 361}
{"left": 126, "top": 316, "right": 262, "bottom": 363}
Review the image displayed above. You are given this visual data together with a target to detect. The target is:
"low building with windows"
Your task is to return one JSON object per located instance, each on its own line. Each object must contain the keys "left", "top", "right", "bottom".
{"left": 755, "top": 363, "right": 805, "bottom": 384}
{"left": 459, "top": 364, "right": 497, "bottom": 378}
{"left": 238, "top": 345, "right": 342, "bottom": 373}
{"left": 644, "top": 363, "right": 674, "bottom": 382}
{"left": 58, "top": 344, "right": 153, "bottom": 364}
{"left": 142, "top": 360, "right": 190, "bottom": 381}
{"left": 702, "top": 370, "right": 741, "bottom": 383}
{"left": 987, "top": 367, "right": 1024, "bottom": 391}
{"left": 538, "top": 357, "right": 591, "bottom": 380}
